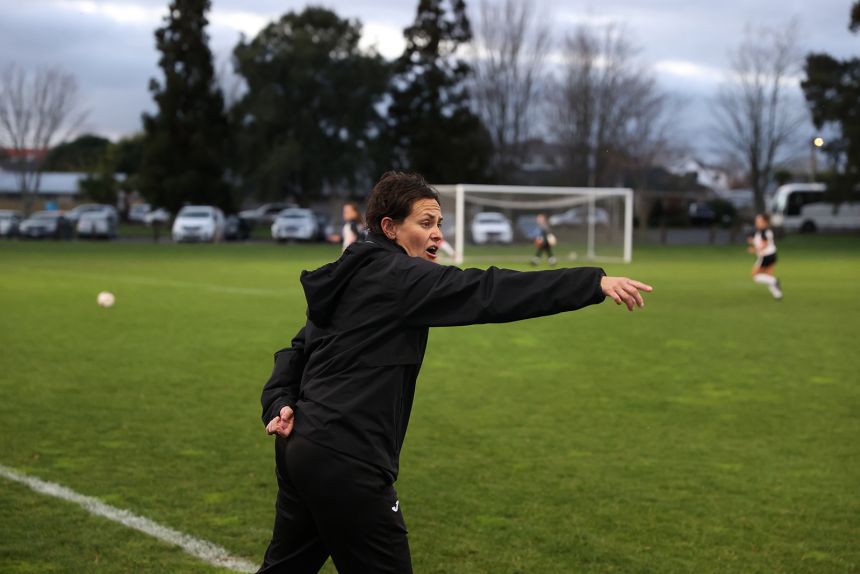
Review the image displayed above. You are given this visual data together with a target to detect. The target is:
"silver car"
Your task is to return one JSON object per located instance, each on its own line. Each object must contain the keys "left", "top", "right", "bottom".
{"left": 76, "top": 205, "right": 119, "bottom": 239}
{"left": 18, "top": 211, "right": 73, "bottom": 239}
{"left": 471, "top": 212, "right": 514, "bottom": 244}
{"left": 0, "top": 210, "right": 21, "bottom": 237}
{"left": 172, "top": 205, "right": 225, "bottom": 242}
{"left": 271, "top": 208, "right": 319, "bottom": 242}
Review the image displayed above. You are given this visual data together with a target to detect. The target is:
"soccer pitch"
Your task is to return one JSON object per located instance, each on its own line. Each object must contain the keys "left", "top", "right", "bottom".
{"left": 1, "top": 237, "right": 858, "bottom": 573}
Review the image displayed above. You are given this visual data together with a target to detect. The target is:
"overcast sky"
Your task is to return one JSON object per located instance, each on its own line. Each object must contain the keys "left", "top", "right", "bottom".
{"left": 1, "top": 0, "right": 857, "bottom": 155}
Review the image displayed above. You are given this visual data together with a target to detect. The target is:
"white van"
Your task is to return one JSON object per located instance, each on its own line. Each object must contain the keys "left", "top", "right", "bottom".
{"left": 770, "top": 183, "right": 860, "bottom": 233}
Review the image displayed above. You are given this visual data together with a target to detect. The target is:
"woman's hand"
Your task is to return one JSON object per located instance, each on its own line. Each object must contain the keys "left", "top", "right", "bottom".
{"left": 600, "top": 276, "right": 653, "bottom": 311}
{"left": 266, "top": 406, "right": 295, "bottom": 438}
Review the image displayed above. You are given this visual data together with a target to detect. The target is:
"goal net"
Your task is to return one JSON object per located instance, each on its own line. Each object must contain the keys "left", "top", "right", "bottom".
{"left": 434, "top": 184, "right": 633, "bottom": 265}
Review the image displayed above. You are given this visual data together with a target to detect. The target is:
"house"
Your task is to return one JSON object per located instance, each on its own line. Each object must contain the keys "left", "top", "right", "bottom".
{"left": 668, "top": 157, "right": 731, "bottom": 192}
{"left": 0, "top": 168, "right": 86, "bottom": 210}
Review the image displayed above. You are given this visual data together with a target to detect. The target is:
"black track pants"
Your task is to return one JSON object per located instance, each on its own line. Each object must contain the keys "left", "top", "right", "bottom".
{"left": 257, "top": 433, "right": 412, "bottom": 574}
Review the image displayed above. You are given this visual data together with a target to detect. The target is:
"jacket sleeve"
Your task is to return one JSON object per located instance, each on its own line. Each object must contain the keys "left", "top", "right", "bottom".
{"left": 399, "top": 263, "right": 606, "bottom": 327}
{"left": 260, "top": 326, "right": 306, "bottom": 426}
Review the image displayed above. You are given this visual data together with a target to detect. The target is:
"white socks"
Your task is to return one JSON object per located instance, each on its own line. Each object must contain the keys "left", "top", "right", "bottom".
{"left": 753, "top": 273, "right": 776, "bottom": 286}
{"left": 754, "top": 274, "right": 783, "bottom": 299}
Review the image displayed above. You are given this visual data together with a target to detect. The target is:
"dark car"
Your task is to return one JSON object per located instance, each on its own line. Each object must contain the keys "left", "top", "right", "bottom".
{"left": 688, "top": 202, "right": 717, "bottom": 226}
{"left": 314, "top": 212, "right": 332, "bottom": 242}
{"left": 224, "top": 214, "right": 251, "bottom": 241}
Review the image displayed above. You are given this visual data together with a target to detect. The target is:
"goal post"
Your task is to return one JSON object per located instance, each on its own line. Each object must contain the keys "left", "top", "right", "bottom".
{"left": 434, "top": 184, "right": 634, "bottom": 265}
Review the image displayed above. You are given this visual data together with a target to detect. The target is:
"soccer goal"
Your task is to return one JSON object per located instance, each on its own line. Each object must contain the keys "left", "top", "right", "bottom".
{"left": 434, "top": 184, "right": 634, "bottom": 265}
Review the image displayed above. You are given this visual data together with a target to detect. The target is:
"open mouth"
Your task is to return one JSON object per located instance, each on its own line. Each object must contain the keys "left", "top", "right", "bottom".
{"left": 425, "top": 245, "right": 438, "bottom": 259}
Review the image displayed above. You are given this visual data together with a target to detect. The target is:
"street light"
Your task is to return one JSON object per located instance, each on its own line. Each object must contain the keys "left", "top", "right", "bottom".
{"left": 811, "top": 137, "right": 825, "bottom": 182}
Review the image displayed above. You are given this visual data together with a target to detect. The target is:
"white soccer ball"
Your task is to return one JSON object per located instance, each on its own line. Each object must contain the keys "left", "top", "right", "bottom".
{"left": 97, "top": 291, "right": 116, "bottom": 308}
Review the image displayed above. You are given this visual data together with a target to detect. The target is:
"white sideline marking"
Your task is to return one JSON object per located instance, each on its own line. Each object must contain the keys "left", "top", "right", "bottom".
{"left": 0, "top": 463, "right": 257, "bottom": 573}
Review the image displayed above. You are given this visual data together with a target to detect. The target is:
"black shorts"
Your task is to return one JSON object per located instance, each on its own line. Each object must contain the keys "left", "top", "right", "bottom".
{"left": 757, "top": 253, "right": 777, "bottom": 268}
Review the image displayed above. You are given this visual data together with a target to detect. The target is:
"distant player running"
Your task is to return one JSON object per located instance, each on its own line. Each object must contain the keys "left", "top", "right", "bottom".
{"left": 748, "top": 213, "right": 783, "bottom": 300}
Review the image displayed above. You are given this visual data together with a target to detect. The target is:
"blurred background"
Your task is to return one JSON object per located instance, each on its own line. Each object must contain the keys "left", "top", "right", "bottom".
{"left": 2, "top": 2, "right": 859, "bottom": 573}
{"left": 1, "top": 0, "right": 858, "bottom": 244}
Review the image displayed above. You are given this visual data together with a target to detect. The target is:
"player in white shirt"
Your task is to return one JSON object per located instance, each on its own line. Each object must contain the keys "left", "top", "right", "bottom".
{"left": 747, "top": 213, "right": 783, "bottom": 300}
{"left": 331, "top": 201, "right": 365, "bottom": 251}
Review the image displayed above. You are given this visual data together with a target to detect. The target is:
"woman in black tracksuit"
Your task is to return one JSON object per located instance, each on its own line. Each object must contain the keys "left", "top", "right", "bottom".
{"left": 258, "top": 172, "right": 652, "bottom": 573}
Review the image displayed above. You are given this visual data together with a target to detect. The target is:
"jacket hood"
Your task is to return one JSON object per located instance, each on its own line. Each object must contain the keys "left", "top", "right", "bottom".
{"left": 300, "top": 233, "right": 405, "bottom": 326}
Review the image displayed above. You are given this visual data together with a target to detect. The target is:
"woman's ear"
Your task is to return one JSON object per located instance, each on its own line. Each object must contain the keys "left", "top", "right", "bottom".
{"left": 380, "top": 217, "right": 398, "bottom": 240}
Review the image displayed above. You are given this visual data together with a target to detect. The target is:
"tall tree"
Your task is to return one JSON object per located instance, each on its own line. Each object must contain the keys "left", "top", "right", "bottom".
{"left": 713, "top": 22, "right": 805, "bottom": 213}
{"left": 388, "top": 0, "right": 492, "bottom": 184}
{"left": 550, "top": 24, "right": 670, "bottom": 188}
{"left": 802, "top": 3, "right": 860, "bottom": 201}
{"left": 851, "top": 0, "right": 860, "bottom": 32}
{"left": 43, "top": 134, "right": 110, "bottom": 172}
{"left": 232, "top": 7, "right": 390, "bottom": 201}
{"left": 77, "top": 134, "right": 146, "bottom": 208}
{"left": 0, "top": 64, "right": 86, "bottom": 214}
{"left": 471, "top": 0, "right": 551, "bottom": 181}
{"left": 139, "top": 0, "right": 232, "bottom": 213}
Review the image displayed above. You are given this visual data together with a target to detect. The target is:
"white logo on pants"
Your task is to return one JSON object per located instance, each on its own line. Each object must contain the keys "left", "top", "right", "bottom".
{"left": 391, "top": 500, "right": 399, "bottom": 512}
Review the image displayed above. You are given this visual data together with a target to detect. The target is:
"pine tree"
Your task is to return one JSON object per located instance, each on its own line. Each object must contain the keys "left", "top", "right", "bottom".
{"left": 139, "top": 0, "right": 232, "bottom": 213}
{"left": 388, "top": 0, "right": 492, "bottom": 184}
{"left": 802, "top": 1, "right": 860, "bottom": 202}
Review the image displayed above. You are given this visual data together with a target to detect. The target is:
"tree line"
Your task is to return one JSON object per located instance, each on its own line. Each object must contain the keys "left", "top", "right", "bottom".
{"left": 1, "top": 0, "right": 858, "bottom": 215}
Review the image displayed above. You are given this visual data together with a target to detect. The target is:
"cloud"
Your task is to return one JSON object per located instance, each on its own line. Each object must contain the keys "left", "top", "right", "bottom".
{"left": 0, "top": 0, "right": 854, "bottom": 147}
{"left": 52, "top": 0, "right": 165, "bottom": 26}
{"left": 655, "top": 60, "right": 723, "bottom": 84}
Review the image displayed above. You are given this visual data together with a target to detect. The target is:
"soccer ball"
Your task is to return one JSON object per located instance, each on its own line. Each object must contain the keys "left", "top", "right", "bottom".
{"left": 97, "top": 291, "right": 115, "bottom": 308}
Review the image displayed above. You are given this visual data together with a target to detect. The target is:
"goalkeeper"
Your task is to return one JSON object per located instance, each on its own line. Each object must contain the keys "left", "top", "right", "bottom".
{"left": 257, "top": 171, "right": 652, "bottom": 574}
{"left": 531, "top": 212, "right": 557, "bottom": 266}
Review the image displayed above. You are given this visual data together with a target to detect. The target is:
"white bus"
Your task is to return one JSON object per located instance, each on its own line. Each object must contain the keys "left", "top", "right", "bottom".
{"left": 770, "top": 183, "right": 860, "bottom": 233}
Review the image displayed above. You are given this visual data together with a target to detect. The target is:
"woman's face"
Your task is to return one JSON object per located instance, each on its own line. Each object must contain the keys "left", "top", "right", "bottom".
{"left": 343, "top": 204, "right": 359, "bottom": 221}
{"left": 755, "top": 215, "right": 767, "bottom": 229}
{"left": 382, "top": 198, "right": 444, "bottom": 262}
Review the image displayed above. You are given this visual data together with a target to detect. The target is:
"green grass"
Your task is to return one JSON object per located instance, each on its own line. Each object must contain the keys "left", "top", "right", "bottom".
{"left": 1, "top": 237, "right": 858, "bottom": 573}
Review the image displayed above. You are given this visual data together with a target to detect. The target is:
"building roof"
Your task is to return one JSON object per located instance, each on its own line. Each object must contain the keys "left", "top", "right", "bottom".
{"left": 0, "top": 171, "right": 87, "bottom": 195}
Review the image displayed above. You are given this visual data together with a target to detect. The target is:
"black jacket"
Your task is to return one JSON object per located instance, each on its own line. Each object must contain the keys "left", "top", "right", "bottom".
{"left": 261, "top": 233, "right": 606, "bottom": 480}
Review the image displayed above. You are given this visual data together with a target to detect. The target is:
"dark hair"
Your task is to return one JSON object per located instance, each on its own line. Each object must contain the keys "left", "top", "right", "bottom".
{"left": 756, "top": 213, "right": 770, "bottom": 224}
{"left": 344, "top": 201, "right": 364, "bottom": 226}
{"left": 365, "top": 171, "right": 439, "bottom": 235}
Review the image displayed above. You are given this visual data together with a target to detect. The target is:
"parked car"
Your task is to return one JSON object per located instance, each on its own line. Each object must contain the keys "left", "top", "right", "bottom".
{"left": 128, "top": 203, "right": 151, "bottom": 223}
{"left": 549, "top": 207, "right": 610, "bottom": 227}
{"left": 171, "top": 205, "right": 225, "bottom": 242}
{"left": 549, "top": 208, "right": 584, "bottom": 227}
{"left": 18, "top": 211, "right": 74, "bottom": 239}
{"left": 271, "top": 208, "right": 319, "bottom": 242}
{"left": 515, "top": 215, "right": 541, "bottom": 241}
{"left": 144, "top": 208, "right": 171, "bottom": 225}
{"left": 224, "top": 214, "right": 251, "bottom": 241}
{"left": 239, "top": 202, "right": 294, "bottom": 226}
{"left": 688, "top": 202, "right": 717, "bottom": 226}
{"left": 0, "top": 210, "right": 21, "bottom": 238}
{"left": 314, "top": 212, "right": 332, "bottom": 242}
{"left": 471, "top": 212, "right": 513, "bottom": 244}
{"left": 76, "top": 205, "right": 118, "bottom": 239}
{"left": 65, "top": 203, "right": 108, "bottom": 225}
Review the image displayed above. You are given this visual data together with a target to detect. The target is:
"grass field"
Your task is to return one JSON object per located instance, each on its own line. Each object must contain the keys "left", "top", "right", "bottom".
{"left": 1, "top": 236, "right": 859, "bottom": 573}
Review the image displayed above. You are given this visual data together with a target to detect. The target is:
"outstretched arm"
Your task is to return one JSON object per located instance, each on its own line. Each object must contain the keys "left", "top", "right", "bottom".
{"left": 399, "top": 262, "right": 652, "bottom": 328}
